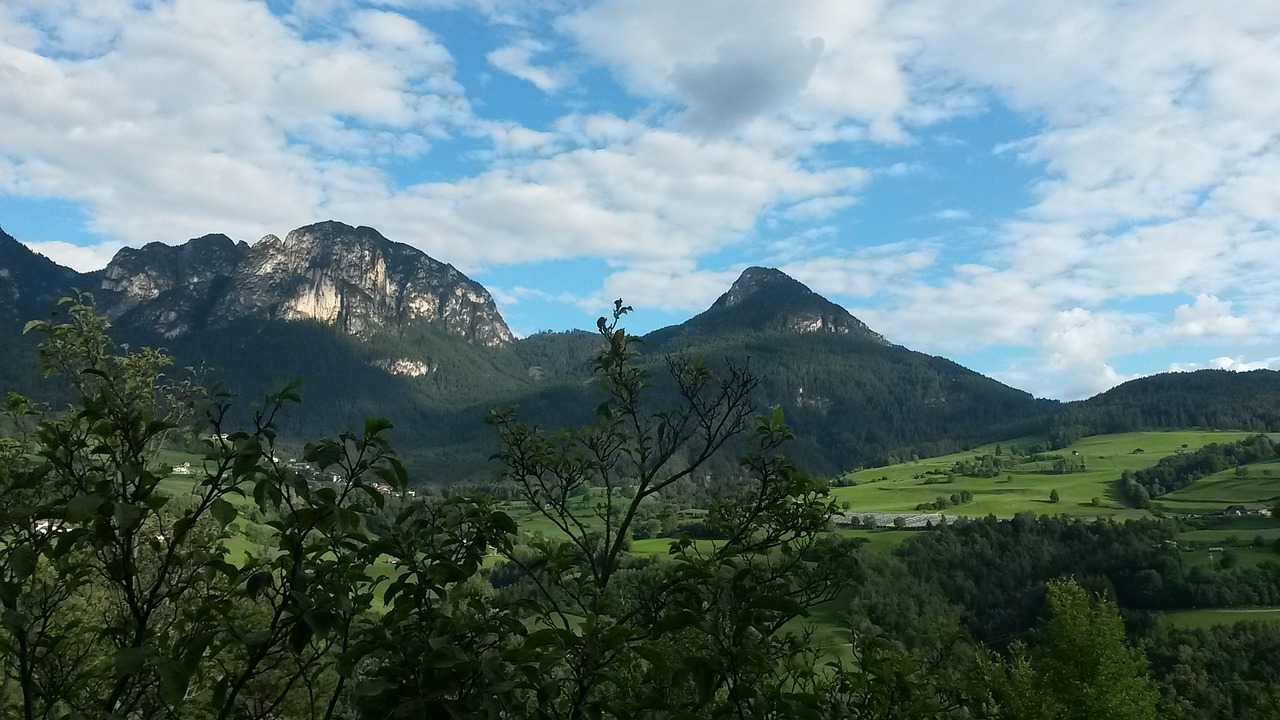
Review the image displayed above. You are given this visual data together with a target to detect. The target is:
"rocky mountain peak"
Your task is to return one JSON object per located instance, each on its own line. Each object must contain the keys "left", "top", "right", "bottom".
{"left": 101, "top": 234, "right": 246, "bottom": 315}
{"left": 95, "top": 221, "right": 513, "bottom": 347}
{"left": 715, "top": 266, "right": 809, "bottom": 310}
{"left": 675, "top": 266, "right": 889, "bottom": 342}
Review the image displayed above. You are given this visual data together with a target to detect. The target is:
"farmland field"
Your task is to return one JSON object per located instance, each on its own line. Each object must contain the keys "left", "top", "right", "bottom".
{"left": 1160, "top": 608, "right": 1280, "bottom": 630}
{"left": 151, "top": 430, "right": 1280, "bottom": 582}
{"left": 1157, "top": 457, "right": 1280, "bottom": 514}
{"left": 829, "top": 431, "right": 1270, "bottom": 520}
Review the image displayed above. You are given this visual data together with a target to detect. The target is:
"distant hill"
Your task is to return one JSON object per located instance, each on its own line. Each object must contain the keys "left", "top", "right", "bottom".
{"left": 1051, "top": 370, "right": 1280, "bottom": 444}
{"left": 3, "top": 222, "right": 1280, "bottom": 482}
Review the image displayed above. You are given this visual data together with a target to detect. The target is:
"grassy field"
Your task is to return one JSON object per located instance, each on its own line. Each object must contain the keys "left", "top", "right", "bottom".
{"left": 1160, "top": 608, "right": 1280, "bottom": 629}
{"left": 153, "top": 429, "right": 1280, "bottom": 583}
{"left": 1157, "top": 457, "right": 1280, "bottom": 514}
{"left": 1181, "top": 546, "right": 1280, "bottom": 569}
{"left": 1178, "top": 527, "right": 1280, "bottom": 544}
{"left": 828, "top": 431, "right": 1269, "bottom": 520}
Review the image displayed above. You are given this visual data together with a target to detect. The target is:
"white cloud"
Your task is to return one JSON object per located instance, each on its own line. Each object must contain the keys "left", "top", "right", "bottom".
{"left": 568, "top": 265, "right": 746, "bottom": 316}
{"left": 562, "top": 0, "right": 911, "bottom": 141}
{"left": 781, "top": 243, "right": 936, "bottom": 300}
{"left": 325, "top": 122, "right": 867, "bottom": 273}
{"left": 19, "top": 239, "right": 127, "bottom": 273}
{"left": 0, "top": 0, "right": 466, "bottom": 245}
{"left": 1170, "top": 295, "right": 1252, "bottom": 339}
{"left": 487, "top": 37, "right": 568, "bottom": 92}
{"left": 1169, "top": 356, "right": 1280, "bottom": 373}
{"left": 2, "top": 0, "right": 1279, "bottom": 402}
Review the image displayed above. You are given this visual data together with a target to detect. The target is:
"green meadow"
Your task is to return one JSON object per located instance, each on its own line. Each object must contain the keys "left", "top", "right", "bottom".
{"left": 829, "top": 431, "right": 1270, "bottom": 520}
{"left": 152, "top": 430, "right": 1280, "bottom": 576}
{"left": 1157, "top": 457, "right": 1280, "bottom": 514}
{"left": 1160, "top": 608, "right": 1280, "bottom": 630}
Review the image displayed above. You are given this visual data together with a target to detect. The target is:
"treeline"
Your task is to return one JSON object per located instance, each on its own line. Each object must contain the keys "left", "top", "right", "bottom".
{"left": 1118, "top": 434, "right": 1279, "bottom": 506}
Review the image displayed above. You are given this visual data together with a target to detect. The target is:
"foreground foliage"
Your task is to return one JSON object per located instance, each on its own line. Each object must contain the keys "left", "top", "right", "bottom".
{"left": 0, "top": 298, "right": 877, "bottom": 719}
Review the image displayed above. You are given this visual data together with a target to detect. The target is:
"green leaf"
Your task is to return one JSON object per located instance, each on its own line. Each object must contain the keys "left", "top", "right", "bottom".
{"left": 747, "top": 595, "right": 804, "bottom": 615}
{"left": 66, "top": 494, "right": 105, "bottom": 522}
{"left": 364, "top": 417, "right": 393, "bottom": 438}
{"left": 288, "top": 618, "right": 313, "bottom": 652}
{"left": 9, "top": 546, "right": 37, "bottom": 580}
{"left": 114, "top": 647, "right": 149, "bottom": 676}
{"left": 210, "top": 498, "right": 237, "bottom": 527}
{"left": 304, "top": 441, "right": 342, "bottom": 470}
{"left": 246, "top": 571, "right": 272, "bottom": 598}
{"left": 2, "top": 609, "right": 28, "bottom": 633}
{"left": 158, "top": 661, "right": 191, "bottom": 706}
{"left": 143, "top": 494, "right": 171, "bottom": 511}
{"left": 113, "top": 503, "right": 146, "bottom": 532}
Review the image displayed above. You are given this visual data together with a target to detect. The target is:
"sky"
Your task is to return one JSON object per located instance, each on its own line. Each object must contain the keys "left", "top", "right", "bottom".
{"left": 1, "top": 0, "right": 1278, "bottom": 400}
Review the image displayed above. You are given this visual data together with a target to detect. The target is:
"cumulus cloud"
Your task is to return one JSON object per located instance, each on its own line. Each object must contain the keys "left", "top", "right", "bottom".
{"left": 565, "top": 264, "right": 746, "bottom": 316}
{"left": 1169, "top": 356, "right": 1280, "bottom": 373}
{"left": 562, "top": 0, "right": 910, "bottom": 141}
{"left": 670, "top": 34, "right": 824, "bottom": 133}
{"left": 0, "top": 0, "right": 466, "bottom": 245}
{"left": 1170, "top": 295, "right": 1252, "bottom": 338}
{"left": 2, "top": 0, "right": 1279, "bottom": 402}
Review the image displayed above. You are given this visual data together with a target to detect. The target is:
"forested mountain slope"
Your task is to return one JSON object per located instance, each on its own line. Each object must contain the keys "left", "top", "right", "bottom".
{"left": 1051, "top": 370, "right": 1280, "bottom": 445}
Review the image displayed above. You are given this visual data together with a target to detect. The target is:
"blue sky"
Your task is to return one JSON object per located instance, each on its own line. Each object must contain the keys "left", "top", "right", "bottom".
{"left": 1, "top": 0, "right": 1278, "bottom": 399}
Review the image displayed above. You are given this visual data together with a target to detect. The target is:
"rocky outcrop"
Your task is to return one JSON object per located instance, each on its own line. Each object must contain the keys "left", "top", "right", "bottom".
{"left": 97, "top": 221, "right": 514, "bottom": 347}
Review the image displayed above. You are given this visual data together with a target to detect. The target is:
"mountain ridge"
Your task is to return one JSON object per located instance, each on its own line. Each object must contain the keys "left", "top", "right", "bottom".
{"left": 95, "top": 220, "right": 514, "bottom": 347}
{"left": 3, "top": 221, "right": 1279, "bottom": 482}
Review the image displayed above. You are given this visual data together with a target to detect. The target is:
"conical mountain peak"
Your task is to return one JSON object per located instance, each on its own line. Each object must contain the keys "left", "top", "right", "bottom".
{"left": 714, "top": 266, "right": 817, "bottom": 310}
{"left": 648, "top": 266, "right": 888, "bottom": 344}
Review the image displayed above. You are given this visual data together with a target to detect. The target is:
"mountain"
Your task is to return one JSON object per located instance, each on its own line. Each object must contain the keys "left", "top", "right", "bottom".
{"left": 635, "top": 267, "right": 1055, "bottom": 472}
{"left": 97, "top": 221, "right": 513, "bottom": 347}
{"left": 0, "top": 226, "right": 83, "bottom": 323}
{"left": 4, "top": 222, "right": 1280, "bottom": 484}
{"left": 0, "top": 227, "right": 87, "bottom": 396}
{"left": 647, "top": 266, "right": 886, "bottom": 344}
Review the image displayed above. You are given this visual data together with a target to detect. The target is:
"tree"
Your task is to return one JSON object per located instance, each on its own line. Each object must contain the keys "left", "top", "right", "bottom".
{"left": 1049, "top": 489, "right": 1060, "bottom": 504}
{"left": 485, "top": 300, "right": 858, "bottom": 718}
{"left": 0, "top": 296, "right": 521, "bottom": 718}
{"left": 975, "top": 578, "right": 1159, "bottom": 720}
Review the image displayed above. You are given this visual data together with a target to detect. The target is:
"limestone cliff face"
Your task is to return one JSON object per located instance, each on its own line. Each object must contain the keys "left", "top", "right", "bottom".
{"left": 97, "top": 221, "right": 513, "bottom": 347}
